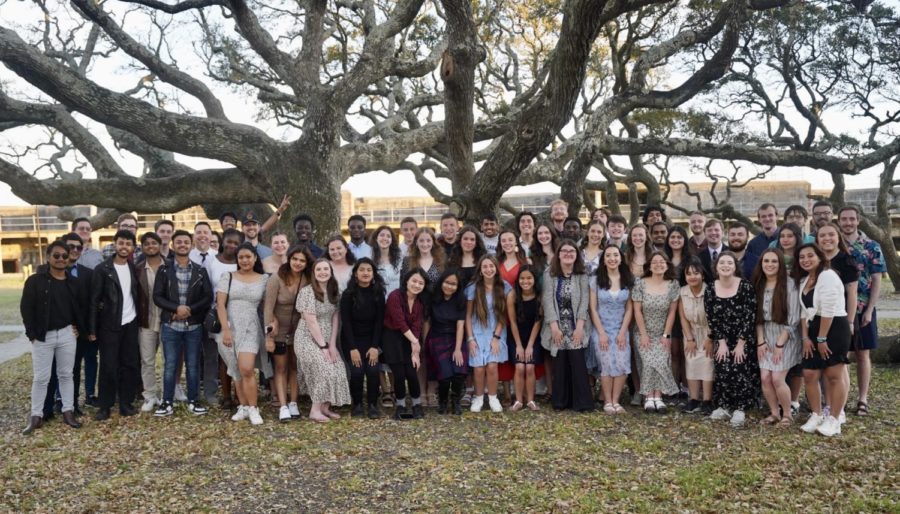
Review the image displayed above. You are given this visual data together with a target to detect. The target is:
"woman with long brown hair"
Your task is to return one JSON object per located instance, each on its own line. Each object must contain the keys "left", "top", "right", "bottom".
{"left": 263, "top": 245, "right": 313, "bottom": 421}
{"left": 752, "top": 248, "right": 800, "bottom": 426}
{"left": 466, "top": 255, "right": 511, "bottom": 413}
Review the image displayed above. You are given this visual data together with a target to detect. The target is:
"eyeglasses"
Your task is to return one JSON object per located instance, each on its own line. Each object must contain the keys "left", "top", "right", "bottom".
{"left": 66, "top": 244, "right": 83, "bottom": 251}
{"left": 559, "top": 249, "right": 578, "bottom": 255}
{"left": 50, "top": 253, "right": 69, "bottom": 260}
{"left": 119, "top": 224, "right": 137, "bottom": 229}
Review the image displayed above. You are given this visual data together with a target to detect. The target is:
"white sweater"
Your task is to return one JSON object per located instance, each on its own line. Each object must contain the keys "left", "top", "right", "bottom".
{"left": 800, "top": 269, "right": 847, "bottom": 320}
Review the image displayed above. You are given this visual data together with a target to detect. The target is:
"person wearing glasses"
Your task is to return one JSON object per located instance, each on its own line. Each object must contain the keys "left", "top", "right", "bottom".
{"left": 71, "top": 217, "right": 104, "bottom": 270}
{"left": 101, "top": 213, "right": 143, "bottom": 261}
{"left": 811, "top": 200, "right": 834, "bottom": 233}
{"left": 60, "top": 232, "right": 96, "bottom": 412}
{"left": 20, "top": 241, "right": 84, "bottom": 434}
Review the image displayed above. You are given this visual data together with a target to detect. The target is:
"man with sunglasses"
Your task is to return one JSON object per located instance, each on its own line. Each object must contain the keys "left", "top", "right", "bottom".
{"left": 20, "top": 241, "right": 84, "bottom": 434}
{"left": 60, "top": 233, "right": 97, "bottom": 412}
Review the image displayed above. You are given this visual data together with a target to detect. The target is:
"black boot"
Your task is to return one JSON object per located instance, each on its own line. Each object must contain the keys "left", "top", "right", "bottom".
{"left": 94, "top": 408, "right": 111, "bottom": 421}
{"left": 412, "top": 404, "right": 425, "bottom": 419}
{"left": 367, "top": 403, "right": 380, "bottom": 419}
{"left": 62, "top": 411, "right": 82, "bottom": 429}
{"left": 437, "top": 401, "right": 448, "bottom": 415}
{"left": 351, "top": 403, "right": 365, "bottom": 418}
{"left": 22, "top": 416, "right": 42, "bottom": 435}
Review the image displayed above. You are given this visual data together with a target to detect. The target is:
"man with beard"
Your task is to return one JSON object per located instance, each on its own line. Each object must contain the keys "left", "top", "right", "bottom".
{"left": 650, "top": 221, "right": 669, "bottom": 252}
{"left": 481, "top": 213, "right": 500, "bottom": 255}
{"left": 550, "top": 199, "right": 568, "bottom": 234}
{"left": 811, "top": 200, "right": 834, "bottom": 233}
{"left": 688, "top": 211, "right": 707, "bottom": 255}
{"left": 725, "top": 222, "right": 752, "bottom": 278}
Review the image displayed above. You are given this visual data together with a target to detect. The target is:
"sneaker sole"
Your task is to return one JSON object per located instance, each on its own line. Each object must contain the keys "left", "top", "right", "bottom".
{"left": 154, "top": 411, "right": 174, "bottom": 417}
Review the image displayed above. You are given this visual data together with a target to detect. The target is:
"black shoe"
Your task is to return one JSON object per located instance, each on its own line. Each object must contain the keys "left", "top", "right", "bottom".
{"left": 367, "top": 403, "right": 380, "bottom": 419}
{"left": 120, "top": 405, "right": 138, "bottom": 417}
{"left": 62, "top": 411, "right": 82, "bottom": 429}
{"left": 393, "top": 405, "right": 410, "bottom": 420}
{"left": 94, "top": 408, "right": 111, "bottom": 421}
{"left": 682, "top": 399, "right": 701, "bottom": 414}
{"left": 351, "top": 404, "right": 365, "bottom": 418}
{"left": 437, "top": 401, "right": 448, "bottom": 415}
{"left": 701, "top": 401, "right": 713, "bottom": 416}
{"left": 85, "top": 396, "right": 100, "bottom": 408}
{"left": 412, "top": 405, "right": 425, "bottom": 419}
{"left": 452, "top": 400, "right": 463, "bottom": 415}
{"left": 74, "top": 406, "right": 85, "bottom": 417}
{"left": 22, "top": 416, "right": 43, "bottom": 435}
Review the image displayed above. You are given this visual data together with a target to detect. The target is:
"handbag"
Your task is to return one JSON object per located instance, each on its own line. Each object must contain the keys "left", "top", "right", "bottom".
{"left": 204, "top": 272, "right": 232, "bottom": 334}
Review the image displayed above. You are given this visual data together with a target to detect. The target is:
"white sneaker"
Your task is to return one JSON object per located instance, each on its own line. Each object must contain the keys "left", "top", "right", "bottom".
{"left": 141, "top": 398, "right": 159, "bottom": 412}
{"left": 730, "top": 410, "right": 746, "bottom": 427}
{"left": 248, "top": 406, "right": 264, "bottom": 425}
{"left": 470, "top": 395, "right": 484, "bottom": 413}
{"left": 710, "top": 408, "right": 730, "bottom": 420}
{"left": 816, "top": 415, "right": 841, "bottom": 437}
{"left": 838, "top": 410, "right": 846, "bottom": 425}
{"left": 488, "top": 396, "right": 503, "bottom": 413}
{"left": 822, "top": 405, "right": 831, "bottom": 418}
{"left": 279, "top": 406, "right": 291, "bottom": 422}
{"left": 231, "top": 405, "right": 249, "bottom": 422}
{"left": 801, "top": 413, "right": 824, "bottom": 433}
{"left": 288, "top": 402, "right": 301, "bottom": 418}
{"left": 174, "top": 384, "right": 188, "bottom": 403}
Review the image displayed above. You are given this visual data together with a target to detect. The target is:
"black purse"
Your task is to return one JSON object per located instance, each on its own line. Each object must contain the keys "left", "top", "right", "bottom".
{"left": 204, "top": 272, "right": 232, "bottom": 334}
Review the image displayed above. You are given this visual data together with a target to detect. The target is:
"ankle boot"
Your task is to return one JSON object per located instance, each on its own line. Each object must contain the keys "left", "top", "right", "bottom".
{"left": 62, "top": 410, "right": 82, "bottom": 429}
{"left": 412, "top": 404, "right": 425, "bottom": 419}
{"left": 22, "top": 416, "right": 42, "bottom": 435}
{"left": 393, "top": 404, "right": 408, "bottom": 420}
{"left": 437, "top": 401, "right": 448, "bottom": 415}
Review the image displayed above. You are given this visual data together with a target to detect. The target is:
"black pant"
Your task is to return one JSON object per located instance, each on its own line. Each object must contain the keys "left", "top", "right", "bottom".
{"left": 391, "top": 361, "right": 420, "bottom": 401}
{"left": 552, "top": 348, "right": 594, "bottom": 412}
{"left": 97, "top": 320, "right": 140, "bottom": 410}
{"left": 349, "top": 359, "right": 381, "bottom": 406}
{"left": 73, "top": 336, "right": 97, "bottom": 405}
{"left": 438, "top": 375, "right": 465, "bottom": 404}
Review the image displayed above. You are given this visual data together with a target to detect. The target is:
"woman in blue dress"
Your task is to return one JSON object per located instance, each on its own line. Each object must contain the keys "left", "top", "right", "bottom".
{"left": 466, "top": 255, "right": 511, "bottom": 414}
{"left": 589, "top": 245, "right": 634, "bottom": 414}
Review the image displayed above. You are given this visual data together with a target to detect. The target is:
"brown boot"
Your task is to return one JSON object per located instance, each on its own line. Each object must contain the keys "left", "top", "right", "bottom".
{"left": 21, "top": 416, "right": 42, "bottom": 435}
{"left": 62, "top": 410, "right": 82, "bottom": 429}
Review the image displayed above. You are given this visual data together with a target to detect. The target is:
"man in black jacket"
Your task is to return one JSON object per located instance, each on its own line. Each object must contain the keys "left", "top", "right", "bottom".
{"left": 60, "top": 232, "right": 97, "bottom": 411}
{"left": 20, "top": 241, "right": 83, "bottom": 434}
{"left": 89, "top": 230, "right": 142, "bottom": 421}
{"left": 152, "top": 230, "right": 213, "bottom": 416}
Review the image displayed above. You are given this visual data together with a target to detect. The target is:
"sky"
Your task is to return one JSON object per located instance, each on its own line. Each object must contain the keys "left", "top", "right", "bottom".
{"left": 0, "top": 1, "right": 888, "bottom": 209}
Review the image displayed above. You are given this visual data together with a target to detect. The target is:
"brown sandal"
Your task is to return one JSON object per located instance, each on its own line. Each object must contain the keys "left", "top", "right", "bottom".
{"left": 777, "top": 417, "right": 793, "bottom": 428}
{"left": 760, "top": 415, "right": 780, "bottom": 425}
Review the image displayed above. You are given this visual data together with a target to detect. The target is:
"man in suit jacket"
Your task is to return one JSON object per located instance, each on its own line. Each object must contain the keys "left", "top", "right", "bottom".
{"left": 60, "top": 232, "right": 96, "bottom": 412}
{"left": 89, "top": 230, "right": 142, "bottom": 421}
{"left": 698, "top": 219, "right": 726, "bottom": 281}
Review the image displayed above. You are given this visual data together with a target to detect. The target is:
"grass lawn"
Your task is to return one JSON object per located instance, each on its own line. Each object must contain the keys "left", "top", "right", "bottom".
{"left": 0, "top": 287, "right": 23, "bottom": 326}
{"left": 0, "top": 354, "right": 897, "bottom": 513}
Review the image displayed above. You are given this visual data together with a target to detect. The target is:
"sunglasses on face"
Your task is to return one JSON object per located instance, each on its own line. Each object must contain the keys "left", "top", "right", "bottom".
{"left": 50, "top": 253, "right": 69, "bottom": 260}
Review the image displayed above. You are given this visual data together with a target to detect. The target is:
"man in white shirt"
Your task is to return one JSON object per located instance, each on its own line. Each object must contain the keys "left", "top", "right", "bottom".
{"left": 89, "top": 230, "right": 141, "bottom": 421}
{"left": 398, "top": 217, "right": 418, "bottom": 257}
{"left": 481, "top": 214, "right": 500, "bottom": 255}
{"left": 190, "top": 221, "right": 218, "bottom": 266}
{"left": 347, "top": 215, "right": 373, "bottom": 259}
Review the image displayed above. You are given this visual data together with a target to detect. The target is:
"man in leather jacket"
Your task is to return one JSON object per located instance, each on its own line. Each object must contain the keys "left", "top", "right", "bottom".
{"left": 152, "top": 230, "right": 213, "bottom": 416}
{"left": 89, "top": 230, "right": 142, "bottom": 421}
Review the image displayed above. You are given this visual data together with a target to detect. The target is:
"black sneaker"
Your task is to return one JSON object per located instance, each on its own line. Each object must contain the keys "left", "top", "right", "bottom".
{"left": 682, "top": 399, "right": 701, "bottom": 413}
{"left": 351, "top": 404, "right": 365, "bottom": 418}
{"left": 120, "top": 404, "right": 138, "bottom": 417}
{"left": 412, "top": 405, "right": 425, "bottom": 419}
{"left": 188, "top": 403, "right": 208, "bottom": 416}
{"left": 155, "top": 402, "right": 175, "bottom": 417}
{"left": 701, "top": 401, "right": 713, "bottom": 416}
{"left": 85, "top": 396, "right": 100, "bottom": 408}
{"left": 94, "top": 408, "right": 111, "bottom": 421}
{"left": 367, "top": 403, "right": 380, "bottom": 419}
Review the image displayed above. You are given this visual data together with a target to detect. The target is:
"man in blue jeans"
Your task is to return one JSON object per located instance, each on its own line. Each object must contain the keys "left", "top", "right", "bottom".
{"left": 152, "top": 230, "right": 213, "bottom": 416}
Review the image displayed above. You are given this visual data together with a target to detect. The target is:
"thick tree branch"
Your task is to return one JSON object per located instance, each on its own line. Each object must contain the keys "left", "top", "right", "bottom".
{"left": 118, "top": 0, "right": 225, "bottom": 14}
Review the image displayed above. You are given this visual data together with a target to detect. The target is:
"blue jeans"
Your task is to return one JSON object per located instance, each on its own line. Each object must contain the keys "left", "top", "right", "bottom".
{"left": 162, "top": 324, "right": 203, "bottom": 403}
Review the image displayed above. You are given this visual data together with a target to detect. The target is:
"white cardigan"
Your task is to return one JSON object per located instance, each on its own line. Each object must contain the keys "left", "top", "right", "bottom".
{"left": 799, "top": 269, "right": 847, "bottom": 320}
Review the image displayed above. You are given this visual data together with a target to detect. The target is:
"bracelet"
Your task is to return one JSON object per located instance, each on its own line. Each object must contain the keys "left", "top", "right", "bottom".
{"left": 317, "top": 342, "right": 328, "bottom": 349}
{"left": 663, "top": 334, "right": 671, "bottom": 339}
{"left": 686, "top": 338, "right": 695, "bottom": 343}
{"left": 757, "top": 342, "right": 766, "bottom": 347}
{"left": 492, "top": 334, "right": 501, "bottom": 340}
{"left": 467, "top": 337, "right": 475, "bottom": 343}
{"left": 775, "top": 343, "right": 785, "bottom": 348}
{"left": 816, "top": 336, "right": 827, "bottom": 343}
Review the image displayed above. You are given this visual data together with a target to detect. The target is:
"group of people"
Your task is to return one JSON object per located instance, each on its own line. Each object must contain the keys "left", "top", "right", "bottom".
{"left": 20, "top": 196, "right": 884, "bottom": 437}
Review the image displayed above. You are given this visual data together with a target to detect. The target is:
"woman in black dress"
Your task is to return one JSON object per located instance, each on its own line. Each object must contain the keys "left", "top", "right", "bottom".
{"left": 704, "top": 251, "right": 759, "bottom": 427}
{"left": 423, "top": 270, "right": 468, "bottom": 415}
{"left": 506, "top": 265, "right": 543, "bottom": 411}
{"left": 340, "top": 258, "right": 386, "bottom": 419}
